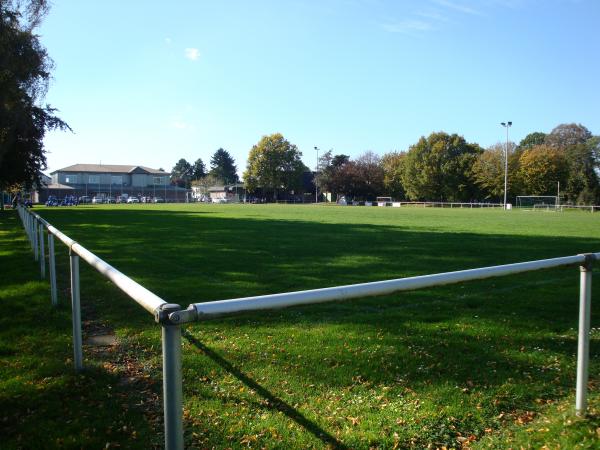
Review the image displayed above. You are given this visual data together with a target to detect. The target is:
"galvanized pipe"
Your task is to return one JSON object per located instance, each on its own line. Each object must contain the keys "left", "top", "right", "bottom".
{"left": 39, "top": 223, "right": 46, "bottom": 279}
{"left": 162, "top": 324, "right": 184, "bottom": 450}
{"left": 576, "top": 259, "right": 593, "bottom": 415}
{"left": 33, "top": 217, "right": 39, "bottom": 261}
{"left": 70, "top": 252, "right": 83, "bottom": 372}
{"left": 187, "top": 255, "right": 589, "bottom": 320}
{"left": 49, "top": 234, "right": 58, "bottom": 306}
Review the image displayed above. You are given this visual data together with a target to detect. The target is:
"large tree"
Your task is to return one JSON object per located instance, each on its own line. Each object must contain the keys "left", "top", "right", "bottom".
{"left": 517, "top": 145, "right": 568, "bottom": 196}
{"left": 471, "top": 142, "right": 519, "bottom": 201}
{"left": 401, "top": 132, "right": 482, "bottom": 201}
{"left": 170, "top": 158, "right": 192, "bottom": 188}
{"left": 545, "top": 123, "right": 592, "bottom": 149}
{"left": 191, "top": 158, "right": 206, "bottom": 180}
{"left": 518, "top": 132, "right": 546, "bottom": 151}
{"left": 0, "top": 0, "right": 69, "bottom": 204}
{"left": 210, "top": 148, "right": 238, "bottom": 183}
{"left": 381, "top": 151, "right": 406, "bottom": 200}
{"left": 244, "top": 133, "right": 306, "bottom": 200}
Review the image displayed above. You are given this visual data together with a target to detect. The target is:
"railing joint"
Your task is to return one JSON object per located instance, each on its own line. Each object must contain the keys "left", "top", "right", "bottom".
{"left": 155, "top": 303, "right": 184, "bottom": 325}
{"left": 579, "top": 253, "right": 595, "bottom": 272}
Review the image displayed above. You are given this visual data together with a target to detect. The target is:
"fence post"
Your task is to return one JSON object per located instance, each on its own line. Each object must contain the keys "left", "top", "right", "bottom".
{"left": 156, "top": 304, "right": 184, "bottom": 450}
{"left": 33, "top": 217, "right": 39, "bottom": 261}
{"left": 39, "top": 223, "right": 46, "bottom": 279}
{"left": 49, "top": 233, "right": 58, "bottom": 306}
{"left": 576, "top": 254, "right": 593, "bottom": 415}
{"left": 70, "top": 249, "right": 83, "bottom": 372}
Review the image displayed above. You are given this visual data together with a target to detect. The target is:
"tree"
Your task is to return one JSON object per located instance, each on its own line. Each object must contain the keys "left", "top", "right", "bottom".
{"left": 191, "top": 158, "right": 206, "bottom": 180}
{"left": 244, "top": 133, "right": 306, "bottom": 200}
{"left": 210, "top": 148, "right": 238, "bottom": 183}
{"left": 518, "top": 132, "right": 546, "bottom": 151}
{"left": 545, "top": 123, "right": 592, "bottom": 149}
{"left": 401, "top": 132, "right": 482, "bottom": 201}
{"left": 0, "top": 0, "right": 69, "bottom": 205}
{"left": 381, "top": 152, "right": 406, "bottom": 200}
{"left": 563, "top": 143, "right": 600, "bottom": 204}
{"left": 471, "top": 142, "right": 519, "bottom": 201}
{"left": 352, "top": 151, "right": 384, "bottom": 200}
{"left": 517, "top": 145, "right": 568, "bottom": 196}
{"left": 170, "top": 158, "right": 192, "bottom": 188}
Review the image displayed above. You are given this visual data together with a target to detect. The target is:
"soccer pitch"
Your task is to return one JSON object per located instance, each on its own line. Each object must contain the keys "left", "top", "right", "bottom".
{"left": 3, "top": 204, "right": 600, "bottom": 448}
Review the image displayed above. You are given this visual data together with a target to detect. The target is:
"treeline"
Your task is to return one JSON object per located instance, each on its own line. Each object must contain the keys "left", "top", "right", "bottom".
{"left": 171, "top": 123, "right": 599, "bottom": 205}
{"left": 169, "top": 148, "right": 239, "bottom": 189}
{"left": 318, "top": 123, "right": 599, "bottom": 204}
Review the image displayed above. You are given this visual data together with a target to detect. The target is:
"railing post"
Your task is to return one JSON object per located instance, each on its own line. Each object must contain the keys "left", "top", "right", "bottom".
{"left": 70, "top": 249, "right": 83, "bottom": 372}
{"left": 156, "top": 304, "right": 184, "bottom": 450}
{"left": 576, "top": 254, "right": 593, "bottom": 415}
{"left": 39, "top": 223, "right": 46, "bottom": 279}
{"left": 49, "top": 233, "right": 58, "bottom": 306}
{"left": 33, "top": 217, "right": 39, "bottom": 261}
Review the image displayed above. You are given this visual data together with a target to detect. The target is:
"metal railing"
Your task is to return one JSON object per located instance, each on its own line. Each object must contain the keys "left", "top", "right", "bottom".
{"left": 16, "top": 205, "right": 598, "bottom": 449}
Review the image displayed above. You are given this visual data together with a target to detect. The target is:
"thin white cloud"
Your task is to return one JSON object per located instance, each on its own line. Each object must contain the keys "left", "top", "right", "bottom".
{"left": 172, "top": 120, "right": 189, "bottom": 129}
{"left": 165, "top": 37, "right": 172, "bottom": 45}
{"left": 381, "top": 19, "right": 433, "bottom": 34}
{"left": 415, "top": 9, "right": 449, "bottom": 22}
{"left": 433, "top": 0, "right": 483, "bottom": 16}
{"left": 184, "top": 48, "right": 200, "bottom": 61}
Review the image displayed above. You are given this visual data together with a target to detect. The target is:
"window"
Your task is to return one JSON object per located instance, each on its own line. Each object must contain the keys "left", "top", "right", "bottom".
{"left": 88, "top": 175, "right": 100, "bottom": 184}
{"left": 111, "top": 176, "right": 122, "bottom": 185}
{"left": 153, "top": 176, "right": 165, "bottom": 185}
{"left": 65, "top": 175, "right": 78, "bottom": 184}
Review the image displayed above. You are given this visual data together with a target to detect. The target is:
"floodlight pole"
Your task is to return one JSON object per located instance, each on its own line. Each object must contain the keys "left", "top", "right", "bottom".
{"left": 500, "top": 121, "right": 512, "bottom": 210}
{"left": 314, "top": 146, "right": 319, "bottom": 204}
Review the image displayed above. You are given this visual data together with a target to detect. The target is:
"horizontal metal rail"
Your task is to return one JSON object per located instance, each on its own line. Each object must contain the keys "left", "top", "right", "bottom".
{"left": 28, "top": 211, "right": 167, "bottom": 315}
{"left": 176, "top": 253, "right": 599, "bottom": 323}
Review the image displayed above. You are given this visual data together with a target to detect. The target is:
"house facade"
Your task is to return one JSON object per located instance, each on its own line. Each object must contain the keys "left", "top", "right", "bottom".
{"left": 43, "top": 164, "right": 189, "bottom": 202}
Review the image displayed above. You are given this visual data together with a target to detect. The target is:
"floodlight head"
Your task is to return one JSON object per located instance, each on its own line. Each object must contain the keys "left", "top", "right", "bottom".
{"left": 314, "top": 146, "right": 318, "bottom": 150}
{"left": 501, "top": 122, "right": 506, "bottom": 126}
{"left": 508, "top": 121, "right": 512, "bottom": 126}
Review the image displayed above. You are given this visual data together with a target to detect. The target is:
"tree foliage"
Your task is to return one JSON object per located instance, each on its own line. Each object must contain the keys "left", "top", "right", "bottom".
{"left": 0, "top": 0, "right": 69, "bottom": 193}
{"left": 244, "top": 133, "right": 306, "bottom": 200}
{"left": 191, "top": 158, "right": 206, "bottom": 180}
{"left": 401, "top": 132, "right": 482, "bottom": 201}
{"left": 517, "top": 145, "right": 568, "bottom": 196}
{"left": 518, "top": 132, "right": 546, "bottom": 151}
{"left": 471, "top": 142, "right": 519, "bottom": 201}
{"left": 170, "top": 158, "right": 192, "bottom": 188}
{"left": 210, "top": 148, "right": 238, "bottom": 182}
{"left": 545, "top": 123, "right": 592, "bottom": 148}
{"left": 380, "top": 152, "right": 406, "bottom": 200}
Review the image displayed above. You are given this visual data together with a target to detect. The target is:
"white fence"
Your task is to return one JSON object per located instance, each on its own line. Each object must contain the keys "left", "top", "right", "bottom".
{"left": 16, "top": 205, "right": 598, "bottom": 450}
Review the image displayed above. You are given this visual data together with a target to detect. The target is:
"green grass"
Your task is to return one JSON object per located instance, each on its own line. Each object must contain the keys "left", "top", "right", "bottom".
{"left": 2, "top": 204, "right": 600, "bottom": 448}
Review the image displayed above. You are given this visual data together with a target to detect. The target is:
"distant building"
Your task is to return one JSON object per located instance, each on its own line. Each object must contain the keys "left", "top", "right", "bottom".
{"left": 42, "top": 164, "right": 189, "bottom": 202}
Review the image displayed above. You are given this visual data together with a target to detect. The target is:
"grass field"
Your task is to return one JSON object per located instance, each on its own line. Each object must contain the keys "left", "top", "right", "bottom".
{"left": 2, "top": 204, "right": 600, "bottom": 449}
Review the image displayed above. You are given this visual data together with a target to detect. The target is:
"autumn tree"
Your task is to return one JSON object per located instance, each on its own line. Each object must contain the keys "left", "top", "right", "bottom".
{"left": 545, "top": 123, "right": 592, "bottom": 148}
{"left": 472, "top": 142, "right": 519, "bottom": 201}
{"left": 517, "top": 145, "right": 568, "bottom": 196}
{"left": 0, "top": 0, "right": 69, "bottom": 207}
{"left": 380, "top": 151, "right": 406, "bottom": 200}
{"left": 210, "top": 148, "right": 238, "bottom": 182}
{"left": 401, "top": 132, "right": 482, "bottom": 201}
{"left": 244, "top": 133, "right": 306, "bottom": 200}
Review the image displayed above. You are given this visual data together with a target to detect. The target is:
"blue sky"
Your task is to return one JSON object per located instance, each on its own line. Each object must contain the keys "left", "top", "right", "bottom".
{"left": 39, "top": 0, "right": 599, "bottom": 176}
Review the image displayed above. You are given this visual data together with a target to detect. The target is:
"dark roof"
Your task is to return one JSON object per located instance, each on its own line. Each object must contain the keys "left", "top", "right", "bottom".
{"left": 51, "top": 164, "right": 168, "bottom": 175}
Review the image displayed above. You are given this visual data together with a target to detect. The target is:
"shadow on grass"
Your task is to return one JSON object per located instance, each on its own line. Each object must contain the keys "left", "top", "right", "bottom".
{"left": 183, "top": 330, "right": 350, "bottom": 449}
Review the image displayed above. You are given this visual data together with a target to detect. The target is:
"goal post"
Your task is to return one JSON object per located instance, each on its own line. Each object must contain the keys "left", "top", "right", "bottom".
{"left": 516, "top": 195, "right": 559, "bottom": 210}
